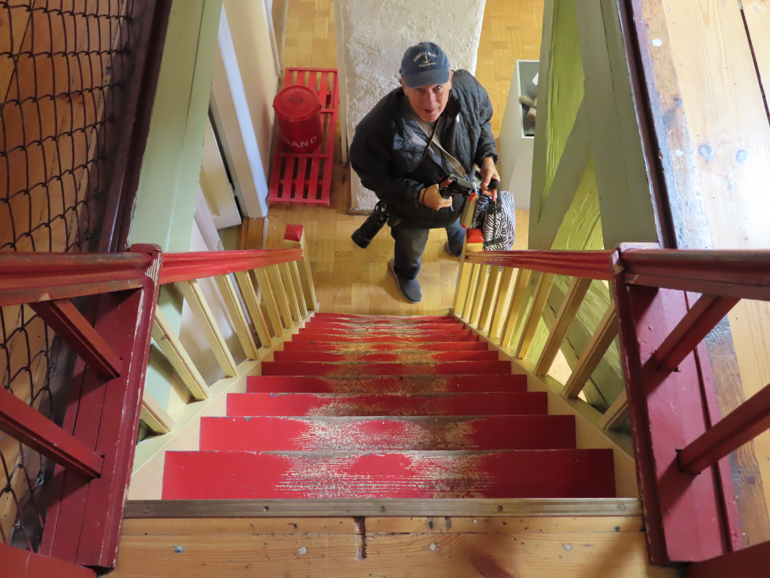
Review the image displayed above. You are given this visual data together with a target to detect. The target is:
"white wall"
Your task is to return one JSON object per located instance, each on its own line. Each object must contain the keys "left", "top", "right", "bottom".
{"left": 335, "top": 0, "right": 487, "bottom": 212}
{"left": 222, "top": 0, "right": 280, "bottom": 170}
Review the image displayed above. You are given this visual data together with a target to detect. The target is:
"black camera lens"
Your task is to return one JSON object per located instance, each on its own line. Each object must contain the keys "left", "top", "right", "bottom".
{"left": 351, "top": 201, "right": 389, "bottom": 248}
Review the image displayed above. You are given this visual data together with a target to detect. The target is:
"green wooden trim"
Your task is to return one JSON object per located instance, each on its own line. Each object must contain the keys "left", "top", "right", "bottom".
{"left": 574, "top": 0, "right": 659, "bottom": 248}
{"left": 129, "top": 0, "right": 224, "bottom": 253}
{"left": 529, "top": 0, "right": 556, "bottom": 226}
{"left": 529, "top": 100, "right": 591, "bottom": 250}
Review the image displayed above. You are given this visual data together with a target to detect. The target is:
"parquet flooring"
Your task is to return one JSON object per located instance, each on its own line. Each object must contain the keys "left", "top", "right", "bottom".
{"left": 265, "top": 0, "right": 541, "bottom": 315}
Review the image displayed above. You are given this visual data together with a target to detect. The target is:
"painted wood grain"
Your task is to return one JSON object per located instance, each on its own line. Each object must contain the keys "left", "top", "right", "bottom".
{"left": 110, "top": 526, "right": 677, "bottom": 577}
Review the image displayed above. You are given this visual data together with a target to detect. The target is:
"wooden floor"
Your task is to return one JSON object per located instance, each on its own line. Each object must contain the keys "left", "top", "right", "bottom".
{"left": 266, "top": 0, "right": 539, "bottom": 315}
{"left": 113, "top": 515, "right": 682, "bottom": 578}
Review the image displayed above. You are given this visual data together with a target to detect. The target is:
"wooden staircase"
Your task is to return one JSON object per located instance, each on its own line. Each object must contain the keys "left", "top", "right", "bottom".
{"left": 161, "top": 313, "right": 615, "bottom": 500}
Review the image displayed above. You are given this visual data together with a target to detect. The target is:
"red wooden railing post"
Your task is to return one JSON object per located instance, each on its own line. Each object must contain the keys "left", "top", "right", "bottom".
{"left": 39, "top": 245, "right": 162, "bottom": 570}
{"left": 610, "top": 245, "right": 739, "bottom": 564}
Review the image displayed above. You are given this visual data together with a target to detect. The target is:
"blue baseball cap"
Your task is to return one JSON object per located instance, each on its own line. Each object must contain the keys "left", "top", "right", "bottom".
{"left": 399, "top": 42, "right": 451, "bottom": 88}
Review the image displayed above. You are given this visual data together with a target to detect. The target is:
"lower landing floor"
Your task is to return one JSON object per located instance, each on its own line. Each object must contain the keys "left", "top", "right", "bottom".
{"left": 111, "top": 513, "right": 682, "bottom": 577}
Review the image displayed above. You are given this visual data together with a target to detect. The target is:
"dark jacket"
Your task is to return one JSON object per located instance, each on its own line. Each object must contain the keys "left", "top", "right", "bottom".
{"left": 349, "top": 70, "right": 498, "bottom": 229}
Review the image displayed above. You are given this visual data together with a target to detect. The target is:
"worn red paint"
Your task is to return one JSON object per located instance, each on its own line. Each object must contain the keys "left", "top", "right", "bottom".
{"left": 687, "top": 539, "right": 770, "bottom": 578}
{"left": 0, "top": 543, "right": 95, "bottom": 578}
{"left": 41, "top": 245, "right": 162, "bottom": 570}
{"left": 282, "top": 340, "right": 489, "bottom": 352}
{"left": 0, "top": 387, "right": 103, "bottom": 479}
{"left": 284, "top": 224, "right": 303, "bottom": 243}
{"left": 309, "top": 313, "right": 456, "bottom": 322}
{"left": 246, "top": 375, "right": 528, "bottom": 394}
{"left": 300, "top": 322, "right": 468, "bottom": 333}
{"left": 162, "top": 449, "right": 614, "bottom": 500}
{"left": 272, "top": 349, "right": 499, "bottom": 363}
{"left": 292, "top": 331, "right": 479, "bottom": 344}
{"left": 227, "top": 392, "right": 548, "bottom": 417}
{"left": 261, "top": 360, "right": 512, "bottom": 377}
{"left": 611, "top": 250, "right": 730, "bottom": 564}
{"left": 465, "top": 249, "right": 613, "bottom": 280}
{"left": 160, "top": 248, "right": 302, "bottom": 284}
{"left": 0, "top": 251, "right": 150, "bottom": 307}
{"left": 30, "top": 299, "right": 123, "bottom": 378}
{"left": 200, "top": 415, "right": 576, "bottom": 452}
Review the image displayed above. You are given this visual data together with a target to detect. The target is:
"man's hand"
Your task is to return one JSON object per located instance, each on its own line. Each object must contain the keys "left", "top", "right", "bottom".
{"left": 480, "top": 157, "right": 500, "bottom": 202}
{"left": 420, "top": 184, "right": 453, "bottom": 211}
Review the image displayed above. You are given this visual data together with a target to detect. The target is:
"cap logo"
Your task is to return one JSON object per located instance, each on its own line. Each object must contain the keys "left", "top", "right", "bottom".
{"left": 412, "top": 50, "right": 437, "bottom": 68}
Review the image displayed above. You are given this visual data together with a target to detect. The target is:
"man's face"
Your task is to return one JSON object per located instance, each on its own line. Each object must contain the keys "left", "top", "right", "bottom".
{"left": 400, "top": 71, "right": 453, "bottom": 123}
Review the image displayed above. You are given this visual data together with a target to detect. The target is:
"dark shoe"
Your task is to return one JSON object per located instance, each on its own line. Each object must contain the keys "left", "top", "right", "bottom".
{"left": 388, "top": 259, "right": 422, "bottom": 303}
{"left": 444, "top": 241, "right": 461, "bottom": 258}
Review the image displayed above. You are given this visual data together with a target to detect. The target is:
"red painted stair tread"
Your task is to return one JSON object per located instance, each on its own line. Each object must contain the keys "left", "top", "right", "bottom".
{"left": 227, "top": 392, "right": 548, "bottom": 417}
{"left": 299, "top": 323, "right": 468, "bottom": 333}
{"left": 272, "top": 350, "right": 499, "bottom": 363}
{"left": 200, "top": 415, "right": 577, "bottom": 451}
{"left": 261, "top": 361, "right": 511, "bottom": 376}
{"left": 282, "top": 341, "right": 490, "bottom": 352}
{"left": 245, "top": 375, "right": 528, "bottom": 394}
{"left": 290, "top": 333, "right": 479, "bottom": 342}
{"left": 162, "top": 450, "right": 615, "bottom": 499}
{"left": 310, "top": 313, "right": 455, "bottom": 323}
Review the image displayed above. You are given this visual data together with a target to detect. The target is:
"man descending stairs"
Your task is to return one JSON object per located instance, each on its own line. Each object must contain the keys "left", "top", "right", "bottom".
{"left": 162, "top": 314, "right": 615, "bottom": 499}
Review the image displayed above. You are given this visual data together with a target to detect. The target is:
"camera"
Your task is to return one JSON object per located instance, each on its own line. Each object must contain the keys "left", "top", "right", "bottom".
{"left": 350, "top": 176, "right": 498, "bottom": 249}
{"left": 351, "top": 200, "right": 389, "bottom": 249}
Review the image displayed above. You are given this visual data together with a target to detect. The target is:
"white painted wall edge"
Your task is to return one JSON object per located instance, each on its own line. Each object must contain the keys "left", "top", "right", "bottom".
{"left": 332, "top": 0, "right": 349, "bottom": 164}
{"left": 211, "top": 5, "right": 269, "bottom": 219}
{"left": 195, "top": 186, "right": 225, "bottom": 251}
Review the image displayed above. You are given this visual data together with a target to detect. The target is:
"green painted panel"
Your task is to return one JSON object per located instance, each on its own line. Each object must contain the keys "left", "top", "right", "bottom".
{"left": 541, "top": 0, "right": 584, "bottom": 212}
{"left": 525, "top": 157, "right": 624, "bottom": 411}
{"left": 129, "top": 0, "right": 223, "bottom": 253}
{"left": 128, "top": 0, "right": 223, "bottom": 411}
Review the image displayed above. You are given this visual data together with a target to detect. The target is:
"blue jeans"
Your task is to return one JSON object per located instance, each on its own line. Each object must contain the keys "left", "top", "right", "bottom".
{"left": 390, "top": 218, "right": 465, "bottom": 280}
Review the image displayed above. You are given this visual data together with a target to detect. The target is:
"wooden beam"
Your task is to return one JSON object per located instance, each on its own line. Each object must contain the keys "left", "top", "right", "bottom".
{"left": 501, "top": 269, "right": 532, "bottom": 348}
{"left": 575, "top": 0, "right": 660, "bottom": 248}
{"left": 653, "top": 294, "right": 739, "bottom": 372}
{"left": 253, "top": 267, "right": 285, "bottom": 337}
{"left": 289, "top": 261, "right": 308, "bottom": 316}
{"left": 562, "top": 304, "right": 619, "bottom": 399}
{"left": 528, "top": 0, "right": 556, "bottom": 227}
{"left": 266, "top": 264, "right": 294, "bottom": 329}
{"left": 452, "top": 230, "right": 483, "bottom": 319}
{"left": 233, "top": 270, "right": 273, "bottom": 349}
{"left": 514, "top": 272, "right": 555, "bottom": 359}
{"left": 30, "top": 299, "right": 122, "bottom": 379}
{"left": 151, "top": 306, "right": 210, "bottom": 400}
{"left": 528, "top": 101, "right": 592, "bottom": 250}
{"left": 0, "top": 386, "right": 103, "bottom": 480}
{"left": 124, "top": 498, "right": 642, "bottom": 518}
{"left": 478, "top": 265, "right": 502, "bottom": 334}
{"left": 279, "top": 262, "right": 302, "bottom": 322}
{"left": 469, "top": 265, "right": 491, "bottom": 327}
{"left": 177, "top": 280, "right": 238, "bottom": 377}
{"left": 489, "top": 267, "right": 516, "bottom": 344}
{"left": 141, "top": 390, "right": 176, "bottom": 435}
{"left": 283, "top": 224, "right": 318, "bottom": 311}
{"left": 597, "top": 390, "right": 628, "bottom": 431}
{"left": 213, "top": 274, "right": 259, "bottom": 359}
{"left": 534, "top": 277, "right": 592, "bottom": 375}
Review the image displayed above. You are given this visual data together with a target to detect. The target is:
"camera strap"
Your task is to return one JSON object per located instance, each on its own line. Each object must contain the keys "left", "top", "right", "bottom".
{"left": 411, "top": 114, "right": 467, "bottom": 180}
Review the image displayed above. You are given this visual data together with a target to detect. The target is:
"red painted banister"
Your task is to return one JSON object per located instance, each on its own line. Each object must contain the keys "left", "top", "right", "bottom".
{"left": 464, "top": 250, "right": 613, "bottom": 280}
{"left": 0, "top": 252, "right": 153, "bottom": 307}
{"left": 619, "top": 248, "right": 770, "bottom": 300}
{"left": 159, "top": 248, "right": 303, "bottom": 284}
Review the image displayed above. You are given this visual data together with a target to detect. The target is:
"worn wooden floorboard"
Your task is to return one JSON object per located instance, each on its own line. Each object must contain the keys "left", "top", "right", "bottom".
{"left": 112, "top": 517, "right": 682, "bottom": 577}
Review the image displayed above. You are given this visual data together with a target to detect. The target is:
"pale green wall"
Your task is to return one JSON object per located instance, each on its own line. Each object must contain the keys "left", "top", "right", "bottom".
{"left": 129, "top": 0, "right": 223, "bottom": 409}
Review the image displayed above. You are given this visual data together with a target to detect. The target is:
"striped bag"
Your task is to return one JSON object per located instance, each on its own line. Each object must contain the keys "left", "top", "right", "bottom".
{"left": 471, "top": 190, "right": 516, "bottom": 251}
